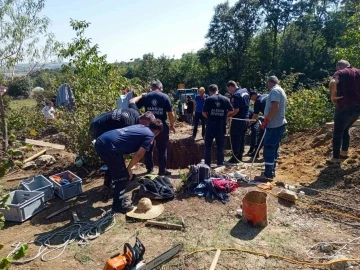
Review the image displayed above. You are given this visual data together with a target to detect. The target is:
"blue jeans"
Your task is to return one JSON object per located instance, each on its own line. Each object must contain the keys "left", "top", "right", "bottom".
{"left": 230, "top": 119, "right": 248, "bottom": 157}
{"left": 333, "top": 109, "right": 360, "bottom": 158}
{"left": 263, "top": 125, "right": 286, "bottom": 178}
{"left": 204, "top": 121, "right": 225, "bottom": 166}
{"left": 145, "top": 124, "right": 169, "bottom": 173}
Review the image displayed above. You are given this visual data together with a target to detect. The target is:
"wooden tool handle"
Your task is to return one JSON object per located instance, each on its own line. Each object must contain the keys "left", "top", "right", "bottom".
{"left": 209, "top": 249, "right": 221, "bottom": 270}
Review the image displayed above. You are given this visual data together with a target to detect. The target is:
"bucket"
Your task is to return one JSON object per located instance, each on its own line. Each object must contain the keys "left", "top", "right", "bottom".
{"left": 242, "top": 191, "right": 268, "bottom": 227}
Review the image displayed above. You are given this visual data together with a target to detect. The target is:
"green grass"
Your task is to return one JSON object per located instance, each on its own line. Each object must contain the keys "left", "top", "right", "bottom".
{"left": 9, "top": 99, "right": 36, "bottom": 110}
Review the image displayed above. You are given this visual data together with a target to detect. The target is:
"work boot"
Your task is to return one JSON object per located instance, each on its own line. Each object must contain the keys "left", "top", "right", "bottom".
{"left": 226, "top": 156, "right": 241, "bottom": 165}
{"left": 246, "top": 148, "right": 254, "bottom": 156}
{"left": 113, "top": 197, "right": 134, "bottom": 214}
{"left": 102, "top": 186, "right": 113, "bottom": 203}
{"left": 146, "top": 168, "right": 154, "bottom": 174}
{"left": 159, "top": 169, "right": 171, "bottom": 176}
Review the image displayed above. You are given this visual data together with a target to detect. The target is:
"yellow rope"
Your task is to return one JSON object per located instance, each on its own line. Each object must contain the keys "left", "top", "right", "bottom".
{"left": 188, "top": 248, "right": 360, "bottom": 267}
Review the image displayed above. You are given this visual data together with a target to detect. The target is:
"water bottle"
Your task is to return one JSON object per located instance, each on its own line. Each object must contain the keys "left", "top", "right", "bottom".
{"left": 197, "top": 159, "right": 210, "bottom": 182}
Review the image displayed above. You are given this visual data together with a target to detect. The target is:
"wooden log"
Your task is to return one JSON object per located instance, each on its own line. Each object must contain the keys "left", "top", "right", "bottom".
{"left": 4, "top": 175, "right": 32, "bottom": 182}
{"left": 145, "top": 220, "right": 184, "bottom": 230}
{"left": 209, "top": 249, "right": 221, "bottom": 270}
{"left": 25, "top": 139, "right": 65, "bottom": 150}
{"left": 46, "top": 205, "right": 70, "bottom": 220}
{"left": 23, "top": 149, "right": 47, "bottom": 163}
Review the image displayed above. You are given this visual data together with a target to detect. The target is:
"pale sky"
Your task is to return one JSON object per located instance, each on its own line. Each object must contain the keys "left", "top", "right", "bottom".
{"left": 42, "top": 0, "right": 236, "bottom": 63}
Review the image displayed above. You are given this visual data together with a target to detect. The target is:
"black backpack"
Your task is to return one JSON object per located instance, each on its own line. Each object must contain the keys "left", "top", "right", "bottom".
{"left": 137, "top": 175, "right": 175, "bottom": 200}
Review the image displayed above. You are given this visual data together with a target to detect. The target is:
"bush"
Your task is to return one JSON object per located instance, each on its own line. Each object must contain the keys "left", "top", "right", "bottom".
{"left": 286, "top": 86, "right": 334, "bottom": 132}
{"left": 7, "top": 78, "right": 29, "bottom": 98}
{"left": 7, "top": 107, "right": 48, "bottom": 138}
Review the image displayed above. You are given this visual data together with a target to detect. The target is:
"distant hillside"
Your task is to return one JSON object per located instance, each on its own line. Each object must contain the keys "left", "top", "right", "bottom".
{"left": 1, "top": 62, "right": 67, "bottom": 76}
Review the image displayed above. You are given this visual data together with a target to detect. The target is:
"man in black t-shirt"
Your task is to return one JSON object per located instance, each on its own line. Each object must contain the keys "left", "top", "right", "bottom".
{"left": 135, "top": 80, "right": 176, "bottom": 176}
{"left": 89, "top": 97, "right": 155, "bottom": 139}
{"left": 202, "top": 84, "right": 234, "bottom": 166}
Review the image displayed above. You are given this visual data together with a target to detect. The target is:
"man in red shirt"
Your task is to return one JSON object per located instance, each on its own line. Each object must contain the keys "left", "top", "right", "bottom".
{"left": 327, "top": 60, "right": 360, "bottom": 164}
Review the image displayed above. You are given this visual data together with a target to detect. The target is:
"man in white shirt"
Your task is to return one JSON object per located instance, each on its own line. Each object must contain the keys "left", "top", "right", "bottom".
{"left": 117, "top": 88, "right": 134, "bottom": 109}
{"left": 41, "top": 101, "right": 56, "bottom": 119}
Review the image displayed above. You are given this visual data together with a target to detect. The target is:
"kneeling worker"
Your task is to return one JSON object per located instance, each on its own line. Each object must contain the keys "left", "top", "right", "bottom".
{"left": 202, "top": 84, "right": 234, "bottom": 166}
{"left": 95, "top": 120, "right": 163, "bottom": 213}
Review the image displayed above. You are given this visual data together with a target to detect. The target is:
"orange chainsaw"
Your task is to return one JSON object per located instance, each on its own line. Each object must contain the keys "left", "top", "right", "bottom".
{"left": 103, "top": 237, "right": 182, "bottom": 270}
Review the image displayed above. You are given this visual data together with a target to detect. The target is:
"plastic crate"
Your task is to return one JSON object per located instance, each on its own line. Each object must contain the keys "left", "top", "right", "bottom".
{"left": 0, "top": 190, "right": 45, "bottom": 222}
{"left": 20, "top": 175, "right": 54, "bottom": 202}
{"left": 48, "top": 171, "right": 83, "bottom": 200}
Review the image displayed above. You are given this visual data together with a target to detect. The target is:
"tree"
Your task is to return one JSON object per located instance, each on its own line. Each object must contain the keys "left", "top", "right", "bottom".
{"left": 0, "top": 0, "right": 58, "bottom": 151}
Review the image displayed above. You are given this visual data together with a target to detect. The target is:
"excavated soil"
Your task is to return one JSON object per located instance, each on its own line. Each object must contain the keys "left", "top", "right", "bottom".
{"left": 1, "top": 123, "right": 360, "bottom": 270}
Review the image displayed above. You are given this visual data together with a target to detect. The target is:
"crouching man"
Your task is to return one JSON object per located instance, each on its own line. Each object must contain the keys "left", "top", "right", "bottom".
{"left": 94, "top": 120, "right": 163, "bottom": 213}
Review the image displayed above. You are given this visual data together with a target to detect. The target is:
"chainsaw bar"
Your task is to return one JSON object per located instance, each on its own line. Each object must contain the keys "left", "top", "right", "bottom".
{"left": 145, "top": 244, "right": 183, "bottom": 270}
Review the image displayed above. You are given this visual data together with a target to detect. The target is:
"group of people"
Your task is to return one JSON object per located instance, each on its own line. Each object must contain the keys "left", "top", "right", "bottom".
{"left": 197, "top": 77, "right": 287, "bottom": 182}
{"left": 90, "top": 59, "right": 360, "bottom": 214}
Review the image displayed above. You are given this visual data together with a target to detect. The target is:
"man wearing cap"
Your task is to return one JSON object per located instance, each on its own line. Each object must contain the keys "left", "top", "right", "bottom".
{"left": 226, "top": 81, "right": 250, "bottom": 164}
{"left": 136, "top": 80, "right": 176, "bottom": 176}
{"left": 259, "top": 76, "right": 287, "bottom": 180}
{"left": 193, "top": 87, "right": 208, "bottom": 139}
{"left": 327, "top": 60, "right": 360, "bottom": 164}
{"left": 202, "top": 84, "right": 234, "bottom": 166}
{"left": 247, "top": 91, "right": 268, "bottom": 157}
{"left": 95, "top": 120, "right": 163, "bottom": 213}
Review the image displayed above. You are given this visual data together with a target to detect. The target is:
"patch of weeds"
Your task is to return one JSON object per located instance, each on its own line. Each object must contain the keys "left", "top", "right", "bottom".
{"left": 156, "top": 213, "right": 183, "bottom": 225}
{"left": 178, "top": 169, "right": 187, "bottom": 183}
{"left": 74, "top": 252, "right": 92, "bottom": 265}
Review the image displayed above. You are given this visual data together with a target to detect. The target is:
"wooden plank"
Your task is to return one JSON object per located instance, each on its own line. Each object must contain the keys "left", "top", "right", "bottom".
{"left": 25, "top": 139, "right": 65, "bottom": 150}
{"left": 23, "top": 149, "right": 47, "bottom": 163}
{"left": 326, "top": 119, "right": 360, "bottom": 127}
{"left": 46, "top": 205, "right": 70, "bottom": 220}
{"left": 209, "top": 249, "right": 221, "bottom": 270}
{"left": 4, "top": 175, "right": 32, "bottom": 182}
{"left": 145, "top": 220, "right": 184, "bottom": 230}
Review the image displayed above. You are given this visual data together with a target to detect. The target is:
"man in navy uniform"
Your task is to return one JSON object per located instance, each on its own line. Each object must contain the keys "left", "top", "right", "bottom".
{"left": 135, "top": 80, "right": 176, "bottom": 176}
{"left": 247, "top": 91, "right": 268, "bottom": 157}
{"left": 95, "top": 120, "right": 163, "bottom": 213}
{"left": 226, "top": 81, "right": 250, "bottom": 164}
{"left": 89, "top": 95, "right": 155, "bottom": 139}
{"left": 202, "top": 84, "right": 234, "bottom": 166}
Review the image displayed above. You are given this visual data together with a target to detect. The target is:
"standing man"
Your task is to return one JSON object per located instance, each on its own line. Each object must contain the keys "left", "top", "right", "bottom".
{"left": 327, "top": 60, "right": 360, "bottom": 164}
{"left": 117, "top": 88, "right": 134, "bottom": 109}
{"left": 226, "top": 81, "right": 250, "bottom": 164}
{"left": 95, "top": 121, "right": 163, "bottom": 213}
{"left": 248, "top": 91, "right": 268, "bottom": 157}
{"left": 136, "top": 80, "right": 176, "bottom": 176}
{"left": 202, "top": 84, "right": 234, "bottom": 166}
{"left": 186, "top": 96, "right": 194, "bottom": 125}
{"left": 259, "top": 76, "right": 287, "bottom": 180}
{"left": 247, "top": 109, "right": 259, "bottom": 156}
{"left": 193, "top": 87, "right": 208, "bottom": 139}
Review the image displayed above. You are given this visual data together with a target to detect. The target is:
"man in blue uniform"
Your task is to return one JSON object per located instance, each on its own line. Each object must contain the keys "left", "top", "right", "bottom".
{"left": 89, "top": 95, "right": 155, "bottom": 139}
{"left": 247, "top": 91, "right": 268, "bottom": 157}
{"left": 193, "top": 87, "right": 208, "bottom": 139}
{"left": 202, "top": 84, "right": 234, "bottom": 166}
{"left": 95, "top": 120, "right": 163, "bottom": 213}
{"left": 135, "top": 80, "right": 176, "bottom": 176}
{"left": 226, "top": 81, "right": 250, "bottom": 164}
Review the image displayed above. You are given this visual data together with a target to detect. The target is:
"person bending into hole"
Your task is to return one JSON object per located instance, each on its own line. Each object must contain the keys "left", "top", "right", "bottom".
{"left": 95, "top": 119, "right": 163, "bottom": 213}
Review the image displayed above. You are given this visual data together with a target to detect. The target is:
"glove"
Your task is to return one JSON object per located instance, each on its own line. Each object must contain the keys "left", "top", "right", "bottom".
{"left": 261, "top": 118, "right": 269, "bottom": 130}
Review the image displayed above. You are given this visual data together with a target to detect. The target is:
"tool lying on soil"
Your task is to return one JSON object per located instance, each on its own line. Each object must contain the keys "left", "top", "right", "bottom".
{"left": 103, "top": 237, "right": 182, "bottom": 270}
{"left": 45, "top": 205, "right": 70, "bottom": 220}
{"left": 145, "top": 220, "right": 185, "bottom": 231}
